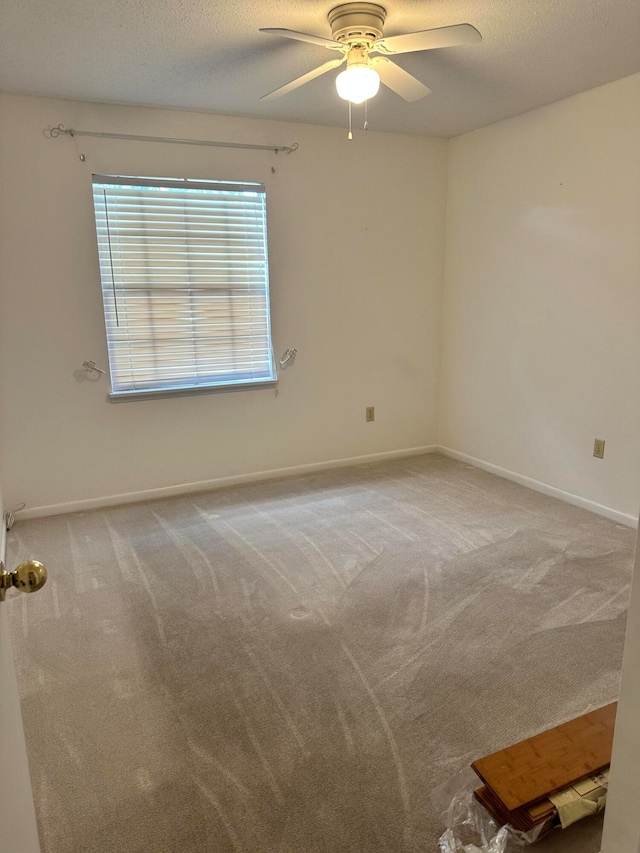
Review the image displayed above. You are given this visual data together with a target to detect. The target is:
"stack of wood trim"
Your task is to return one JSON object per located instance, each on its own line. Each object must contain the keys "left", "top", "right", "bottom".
{"left": 471, "top": 702, "right": 617, "bottom": 833}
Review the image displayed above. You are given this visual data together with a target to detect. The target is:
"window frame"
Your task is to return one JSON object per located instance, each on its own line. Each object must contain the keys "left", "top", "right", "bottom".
{"left": 91, "top": 174, "right": 277, "bottom": 401}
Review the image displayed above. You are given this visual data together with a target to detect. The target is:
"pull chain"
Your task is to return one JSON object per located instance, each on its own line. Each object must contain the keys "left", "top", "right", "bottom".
{"left": 364, "top": 100, "right": 369, "bottom": 131}
{"left": 348, "top": 101, "right": 353, "bottom": 140}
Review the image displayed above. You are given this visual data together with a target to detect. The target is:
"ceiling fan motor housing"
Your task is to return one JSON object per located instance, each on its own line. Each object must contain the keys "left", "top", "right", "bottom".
{"left": 328, "top": 3, "right": 387, "bottom": 46}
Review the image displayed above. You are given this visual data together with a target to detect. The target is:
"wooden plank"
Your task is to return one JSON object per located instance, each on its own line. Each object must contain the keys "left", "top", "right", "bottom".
{"left": 475, "top": 786, "right": 515, "bottom": 828}
{"left": 471, "top": 702, "right": 617, "bottom": 811}
{"left": 475, "top": 786, "right": 556, "bottom": 831}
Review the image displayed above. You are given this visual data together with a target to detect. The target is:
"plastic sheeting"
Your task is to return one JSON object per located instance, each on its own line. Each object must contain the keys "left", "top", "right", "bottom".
{"left": 433, "top": 769, "right": 554, "bottom": 853}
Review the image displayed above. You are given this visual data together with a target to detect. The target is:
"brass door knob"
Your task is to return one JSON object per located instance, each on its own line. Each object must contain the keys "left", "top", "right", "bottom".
{"left": 0, "top": 560, "right": 47, "bottom": 601}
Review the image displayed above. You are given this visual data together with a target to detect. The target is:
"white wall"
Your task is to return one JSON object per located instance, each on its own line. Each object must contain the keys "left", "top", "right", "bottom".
{"left": 0, "top": 94, "right": 447, "bottom": 513}
{"left": 3, "top": 79, "right": 639, "bottom": 521}
{"left": 602, "top": 516, "right": 640, "bottom": 853}
{"left": 440, "top": 74, "right": 640, "bottom": 523}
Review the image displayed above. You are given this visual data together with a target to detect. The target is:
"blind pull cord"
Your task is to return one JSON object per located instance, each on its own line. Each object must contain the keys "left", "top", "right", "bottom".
{"left": 102, "top": 189, "right": 120, "bottom": 328}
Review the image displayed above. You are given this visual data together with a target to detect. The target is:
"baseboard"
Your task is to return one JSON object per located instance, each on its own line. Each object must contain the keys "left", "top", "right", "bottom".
{"left": 17, "top": 445, "right": 439, "bottom": 520}
{"left": 439, "top": 446, "right": 638, "bottom": 529}
{"left": 15, "top": 444, "right": 638, "bottom": 528}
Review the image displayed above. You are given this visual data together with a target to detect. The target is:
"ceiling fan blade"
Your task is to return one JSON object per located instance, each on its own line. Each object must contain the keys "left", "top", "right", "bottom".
{"left": 373, "top": 23, "right": 482, "bottom": 55}
{"left": 260, "top": 57, "right": 346, "bottom": 101}
{"left": 372, "top": 57, "right": 431, "bottom": 101}
{"left": 259, "top": 28, "right": 345, "bottom": 51}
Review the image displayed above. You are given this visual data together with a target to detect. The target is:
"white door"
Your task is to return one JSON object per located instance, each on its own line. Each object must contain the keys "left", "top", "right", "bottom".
{"left": 0, "top": 486, "right": 41, "bottom": 853}
{"left": 601, "top": 515, "right": 640, "bottom": 853}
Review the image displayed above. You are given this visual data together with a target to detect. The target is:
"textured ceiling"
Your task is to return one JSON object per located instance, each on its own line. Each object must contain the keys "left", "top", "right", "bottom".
{"left": 1, "top": 0, "right": 639, "bottom": 136}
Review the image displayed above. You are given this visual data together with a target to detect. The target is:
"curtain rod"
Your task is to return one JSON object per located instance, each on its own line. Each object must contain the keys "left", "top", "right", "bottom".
{"left": 43, "top": 124, "right": 299, "bottom": 154}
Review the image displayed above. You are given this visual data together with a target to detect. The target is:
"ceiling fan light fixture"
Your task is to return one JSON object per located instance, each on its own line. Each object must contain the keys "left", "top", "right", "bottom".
{"left": 336, "top": 64, "right": 380, "bottom": 104}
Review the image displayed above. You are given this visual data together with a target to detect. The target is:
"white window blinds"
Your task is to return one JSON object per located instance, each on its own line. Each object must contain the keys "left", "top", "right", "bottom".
{"left": 92, "top": 175, "right": 276, "bottom": 397}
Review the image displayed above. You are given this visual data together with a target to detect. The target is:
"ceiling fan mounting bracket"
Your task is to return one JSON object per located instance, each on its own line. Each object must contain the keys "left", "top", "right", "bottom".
{"left": 328, "top": 3, "right": 387, "bottom": 47}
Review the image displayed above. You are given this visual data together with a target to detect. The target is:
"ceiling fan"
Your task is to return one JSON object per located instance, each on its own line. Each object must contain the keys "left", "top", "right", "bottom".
{"left": 260, "top": 2, "right": 482, "bottom": 105}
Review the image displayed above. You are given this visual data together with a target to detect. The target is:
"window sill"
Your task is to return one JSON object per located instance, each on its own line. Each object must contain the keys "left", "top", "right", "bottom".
{"left": 108, "top": 379, "right": 278, "bottom": 402}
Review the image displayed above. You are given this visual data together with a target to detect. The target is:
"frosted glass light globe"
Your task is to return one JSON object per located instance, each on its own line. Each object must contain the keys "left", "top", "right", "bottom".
{"left": 336, "top": 65, "right": 380, "bottom": 104}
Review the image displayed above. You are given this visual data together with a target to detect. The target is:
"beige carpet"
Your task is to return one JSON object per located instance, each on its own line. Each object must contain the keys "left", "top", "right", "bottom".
{"left": 8, "top": 453, "right": 635, "bottom": 853}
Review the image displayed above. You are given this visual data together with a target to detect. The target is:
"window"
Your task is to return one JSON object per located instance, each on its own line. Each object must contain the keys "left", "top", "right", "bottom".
{"left": 92, "top": 175, "right": 276, "bottom": 399}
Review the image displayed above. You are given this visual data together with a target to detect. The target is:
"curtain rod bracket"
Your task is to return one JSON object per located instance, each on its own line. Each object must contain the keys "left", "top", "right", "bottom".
{"left": 43, "top": 124, "right": 299, "bottom": 155}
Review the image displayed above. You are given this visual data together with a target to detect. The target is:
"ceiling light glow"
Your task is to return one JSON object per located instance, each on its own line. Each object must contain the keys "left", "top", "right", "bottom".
{"left": 336, "top": 65, "right": 380, "bottom": 104}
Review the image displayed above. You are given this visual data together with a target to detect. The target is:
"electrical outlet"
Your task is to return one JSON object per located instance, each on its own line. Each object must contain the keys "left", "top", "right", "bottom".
{"left": 365, "top": 406, "right": 375, "bottom": 422}
{"left": 593, "top": 438, "right": 605, "bottom": 459}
